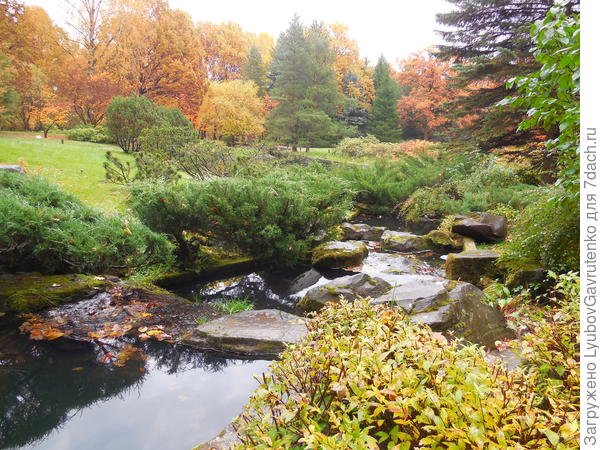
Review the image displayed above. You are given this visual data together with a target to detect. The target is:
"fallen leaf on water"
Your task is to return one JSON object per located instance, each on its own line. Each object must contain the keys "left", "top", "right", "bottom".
{"left": 0, "top": 312, "right": 5, "bottom": 317}
{"left": 51, "top": 283, "right": 61, "bottom": 287}
{"left": 72, "top": 367, "right": 84, "bottom": 371}
{"left": 138, "top": 326, "right": 148, "bottom": 333}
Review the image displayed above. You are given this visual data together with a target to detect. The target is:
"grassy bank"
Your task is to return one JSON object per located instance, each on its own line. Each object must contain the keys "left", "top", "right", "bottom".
{"left": 0, "top": 134, "right": 132, "bottom": 212}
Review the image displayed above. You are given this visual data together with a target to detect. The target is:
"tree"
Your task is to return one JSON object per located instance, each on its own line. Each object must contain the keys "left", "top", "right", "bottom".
{"left": 327, "top": 24, "right": 374, "bottom": 134}
{"left": 498, "top": 3, "right": 579, "bottom": 203}
{"left": 395, "top": 49, "right": 461, "bottom": 140}
{"left": 243, "top": 46, "right": 267, "bottom": 97}
{"left": 197, "top": 79, "right": 266, "bottom": 142}
{"left": 29, "top": 84, "right": 70, "bottom": 137}
{"left": 104, "top": 95, "right": 158, "bottom": 153}
{"left": 367, "top": 56, "right": 401, "bottom": 142}
{"left": 267, "top": 16, "right": 343, "bottom": 150}
{"left": 0, "top": 53, "right": 18, "bottom": 126}
{"left": 113, "top": 2, "right": 207, "bottom": 118}
{"left": 199, "top": 21, "right": 248, "bottom": 81}
{"left": 436, "top": 0, "right": 580, "bottom": 148}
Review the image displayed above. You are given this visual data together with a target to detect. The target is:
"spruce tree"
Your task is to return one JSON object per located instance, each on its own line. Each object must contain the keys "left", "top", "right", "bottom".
{"left": 367, "top": 57, "right": 401, "bottom": 142}
{"left": 243, "top": 46, "right": 267, "bottom": 97}
{"left": 436, "top": 0, "right": 580, "bottom": 149}
{"left": 267, "top": 16, "right": 343, "bottom": 149}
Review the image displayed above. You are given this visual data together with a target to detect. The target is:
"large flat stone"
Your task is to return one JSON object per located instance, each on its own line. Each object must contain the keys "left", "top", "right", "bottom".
{"left": 182, "top": 309, "right": 308, "bottom": 358}
{"left": 452, "top": 213, "right": 507, "bottom": 243}
{"left": 341, "top": 223, "right": 386, "bottom": 241}
{"left": 311, "top": 241, "right": 368, "bottom": 268}
{"left": 380, "top": 230, "right": 435, "bottom": 253}
{"left": 445, "top": 250, "right": 500, "bottom": 286}
{"left": 298, "top": 273, "right": 392, "bottom": 312}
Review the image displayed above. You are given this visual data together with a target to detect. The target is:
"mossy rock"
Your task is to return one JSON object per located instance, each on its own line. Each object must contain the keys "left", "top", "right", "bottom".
{"left": 311, "top": 241, "right": 368, "bottom": 269}
{"left": 444, "top": 250, "right": 501, "bottom": 287}
{"left": 298, "top": 273, "right": 392, "bottom": 312}
{"left": 0, "top": 273, "right": 110, "bottom": 313}
{"left": 425, "top": 230, "right": 464, "bottom": 250}
{"left": 380, "top": 230, "right": 436, "bottom": 253}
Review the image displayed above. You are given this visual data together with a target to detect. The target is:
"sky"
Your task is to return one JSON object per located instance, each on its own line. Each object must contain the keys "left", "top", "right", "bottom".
{"left": 24, "top": 0, "right": 454, "bottom": 64}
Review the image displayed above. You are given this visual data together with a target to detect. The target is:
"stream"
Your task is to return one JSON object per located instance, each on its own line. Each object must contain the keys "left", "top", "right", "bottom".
{"left": 0, "top": 217, "right": 446, "bottom": 449}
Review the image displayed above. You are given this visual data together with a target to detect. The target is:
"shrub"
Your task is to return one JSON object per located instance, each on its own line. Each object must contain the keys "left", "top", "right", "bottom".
{"left": 234, "top": 297, "right": 579, "bottom": 449}
{"left": 500, "top": 187, "right": 579, "bottom": 272}
{"left": 0, "top": 172, "right": 174, "bottom": 274}
{"left": 105, "top": 95, "right": 159, "bottom": 153}
{"left": 332, "top": 135, "right": 380, "bottom": 158}
{"left": 128, "top": 170, "right": 354, "bottom": 266}
{"left": 333, "top": 154, "right": 453, "bottom": 210}
{"left": 66, "top": 125, "right": 109, "bottom": 143}
{"left": 398, "top": 157, "right": 537, "bottom": 224}
{"left": 155, "top": 105, "right": 194, "bottom": 129}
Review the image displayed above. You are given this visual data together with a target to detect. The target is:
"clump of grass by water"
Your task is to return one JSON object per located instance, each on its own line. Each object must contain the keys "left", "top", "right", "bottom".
{"left": 216, "top": 297, "right": 255, "bottom": 314}
{"left": 194, "top": 317, "right": 208, "bottom": 325}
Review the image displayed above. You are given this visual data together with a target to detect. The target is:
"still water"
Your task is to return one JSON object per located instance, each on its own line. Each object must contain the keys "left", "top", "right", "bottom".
{"left": 0, "top": 322, "right": 269, "bottom": 450}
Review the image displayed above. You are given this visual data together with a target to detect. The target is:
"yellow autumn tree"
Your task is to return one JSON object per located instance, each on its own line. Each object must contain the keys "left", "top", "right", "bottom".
{"left": 197, "top": 80, "right": 266, "bottom": 142}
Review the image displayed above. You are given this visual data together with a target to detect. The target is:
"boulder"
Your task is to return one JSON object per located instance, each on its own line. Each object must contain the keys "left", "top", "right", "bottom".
{"left": 311, "top": 241, "right": 368, "bottom": 268}
{"left": 0, "top": 273, "right": 110, "bottom": 313}
{"left": 407, "top": 216, "right": 442, "bottom": 234}
{"left": 341, "top": 223, "right": 386, "bottom": 241}
{"left": 194, "top": 423, "right": 240, "bottom": 450}
{"left": 298, "top": 273, "right": 392, "bottom": 312}
{"left": 380, "top": 230, "right": 435, "bottom": 253}
{"left": 505, "top": 267, "right": 549, "bottom": 293}
{"left": 425, "top": 229, "right": 464, "bottom": 250}
{"left": 181, "top": 309, "right": 308, "bottom": 358}
{"left": 445, "top": 250, "right": 500, "bottom": 286}
{"left": 0, "top": 164, "right": 25, "bottom": 174}
{"left": 451, "top": 213, "right": 507, "bottom": 243}
{"left": 371, "top": 277, "right": 513, "bottom": 348}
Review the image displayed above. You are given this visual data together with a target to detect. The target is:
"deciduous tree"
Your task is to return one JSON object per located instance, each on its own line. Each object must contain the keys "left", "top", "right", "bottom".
{"left": 197, "top": 79, "right": 266, "bottom": 142}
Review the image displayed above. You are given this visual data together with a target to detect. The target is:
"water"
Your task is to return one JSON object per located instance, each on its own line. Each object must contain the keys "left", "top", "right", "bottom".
{"left": 0, "top": 321, "right": 269, "bottom": 450}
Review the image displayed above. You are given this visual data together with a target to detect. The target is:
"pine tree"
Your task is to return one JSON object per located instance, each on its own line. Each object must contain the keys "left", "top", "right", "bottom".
{"left": 367, "top": 57, "right": 401, "bottom": 142}
{"left": 267, "top": 16, "right": 343, "bottom": 150}
{"left": 436, "top": 0, "right": 580, "bottom": 149}
{"left": 243, "top": 46, "right": 267, "bottom": 97}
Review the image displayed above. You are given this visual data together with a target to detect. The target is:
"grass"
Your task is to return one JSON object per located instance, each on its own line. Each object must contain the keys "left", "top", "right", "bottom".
{"left": 215, "top": 297, "right": 255, "bottom": 314}
{"left": 0, "top": 134, "right": 133, "bottom": 212}
{"left": 304, "top": 147, "right": 373, "bottom": 164}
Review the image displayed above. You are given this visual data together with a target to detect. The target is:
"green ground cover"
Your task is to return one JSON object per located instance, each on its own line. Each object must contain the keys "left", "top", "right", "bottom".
{"left": 0, "top": 134, "right": 132, "bottom": 212}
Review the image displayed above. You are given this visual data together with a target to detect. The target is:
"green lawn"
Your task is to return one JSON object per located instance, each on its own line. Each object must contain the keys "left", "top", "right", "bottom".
{"left": 0, "top": 135, "right": 133, "bottom": 212}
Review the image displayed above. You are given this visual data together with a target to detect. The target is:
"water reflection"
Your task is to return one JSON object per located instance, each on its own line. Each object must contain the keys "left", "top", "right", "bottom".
{"left": 0, "top": 320, "right": 268, "bottom": 450}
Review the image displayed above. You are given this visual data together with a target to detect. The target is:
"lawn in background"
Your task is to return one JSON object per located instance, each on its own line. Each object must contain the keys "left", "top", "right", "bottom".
{"left": 0, "top": 134, "right": 133, "bottom": 212}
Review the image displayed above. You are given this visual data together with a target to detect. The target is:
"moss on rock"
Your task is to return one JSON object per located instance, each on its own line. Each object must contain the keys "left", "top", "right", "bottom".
{"left": 311, "top": 241, "right": 368, "bottom": 269}
{"left": 0, "top": 273, "right": 110, "bottom": 313}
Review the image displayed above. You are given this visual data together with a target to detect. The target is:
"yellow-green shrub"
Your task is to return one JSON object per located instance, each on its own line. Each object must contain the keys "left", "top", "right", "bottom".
{"left": 234, "top": 297, "right": 579, "bottom": 449}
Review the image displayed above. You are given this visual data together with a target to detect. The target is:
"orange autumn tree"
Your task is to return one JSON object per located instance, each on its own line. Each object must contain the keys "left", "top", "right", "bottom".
{"left": 199, "top": 21, "right": 249, "bottom": 82}
{"left": 394, "top": 49, "right": 461, "bottom": 140}
{"left": 29, "top": 84, "right": 70, "bottom": 137}
{"left": 197, "top": 79, "right": 266, "bottom": 142}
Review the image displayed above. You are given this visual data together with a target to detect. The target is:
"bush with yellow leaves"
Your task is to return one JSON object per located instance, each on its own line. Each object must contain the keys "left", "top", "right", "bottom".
{"left": 234, "top": 292, "right": 579, "bottom": 449}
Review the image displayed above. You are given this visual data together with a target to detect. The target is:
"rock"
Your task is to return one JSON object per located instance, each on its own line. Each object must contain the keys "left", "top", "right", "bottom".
{"left": 410, "top": 282, "right": 514, "bottom": 348}
{"left": 371, "top": 277, "right": 513, "bottom": 348}
{"left": 288, "top": 269, "right": 323, "bottom": 294}
{"left": 425, "top": 230, "right": 464, "bottom": 250}
{"left": 298, "top": 273, "right": 392, "bottom": 312}
{"left": 0, "top": 273, "right": 110, "bottom": 313}
{"left": 445, "top": 250, "right": 500, "bottom": 286}
{"left": 0, "top": 164, "right": 25, "bottom": 174}
{"left": 182, "top": 309, "right": 308, "bottom": 358}
{"left": 505, "top": 268, "right": 549, "bottom": 293}
{"left": 451, "top": 213, "right": 507, "bottom": 243}
{"left": 380, "top": 230, "right": 435, "bottom": 253}
{"left": 341, "top": 223, "right": 386, "bottom": 241}
{"left": 407, "top": 216, "right": 442, "bottom": 234}
{"left": 193, "top": 423, "right": 240, "bottom": 450}
{"left": 311, "top": 241, "right": 368, "bottom": 268}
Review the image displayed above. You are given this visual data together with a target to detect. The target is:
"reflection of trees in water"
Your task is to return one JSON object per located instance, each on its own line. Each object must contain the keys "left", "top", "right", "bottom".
{"left": 0, "top": 330, "right": 241, "bottom": 449}
{"left": 136, "top": 340, "right": 233, "bottom": 374}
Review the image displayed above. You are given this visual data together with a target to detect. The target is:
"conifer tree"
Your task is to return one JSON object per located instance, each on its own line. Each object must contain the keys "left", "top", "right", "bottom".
{"left": 243, "top": 45, "right": 267, "bottom": 97}
{"left": 267, "top": 16, "right": 343, "bottom": 150}
{"left": 367, "top": 56, "right": 401, "bottom": 142}
{"left": 436, "top": 0, "right": 580, "bottom": 148}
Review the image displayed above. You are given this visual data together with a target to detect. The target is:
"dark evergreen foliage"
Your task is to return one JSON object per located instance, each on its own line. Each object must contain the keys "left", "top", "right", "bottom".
{"left": 367, "top": 56, "right": 401, "bottom": 142}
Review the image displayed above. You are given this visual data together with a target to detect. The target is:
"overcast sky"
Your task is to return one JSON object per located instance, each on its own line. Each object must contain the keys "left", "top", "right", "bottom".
{"left": 24, "top": 0, "right": 454, "bottom": 64}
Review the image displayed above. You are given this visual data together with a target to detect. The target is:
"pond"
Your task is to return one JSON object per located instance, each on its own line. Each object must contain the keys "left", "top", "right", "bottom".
{"left": 0, "top": 318, "right": 269, "bottom": 450}
{"left": 0, "top": 218, "right": 446, "bottom": 449}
